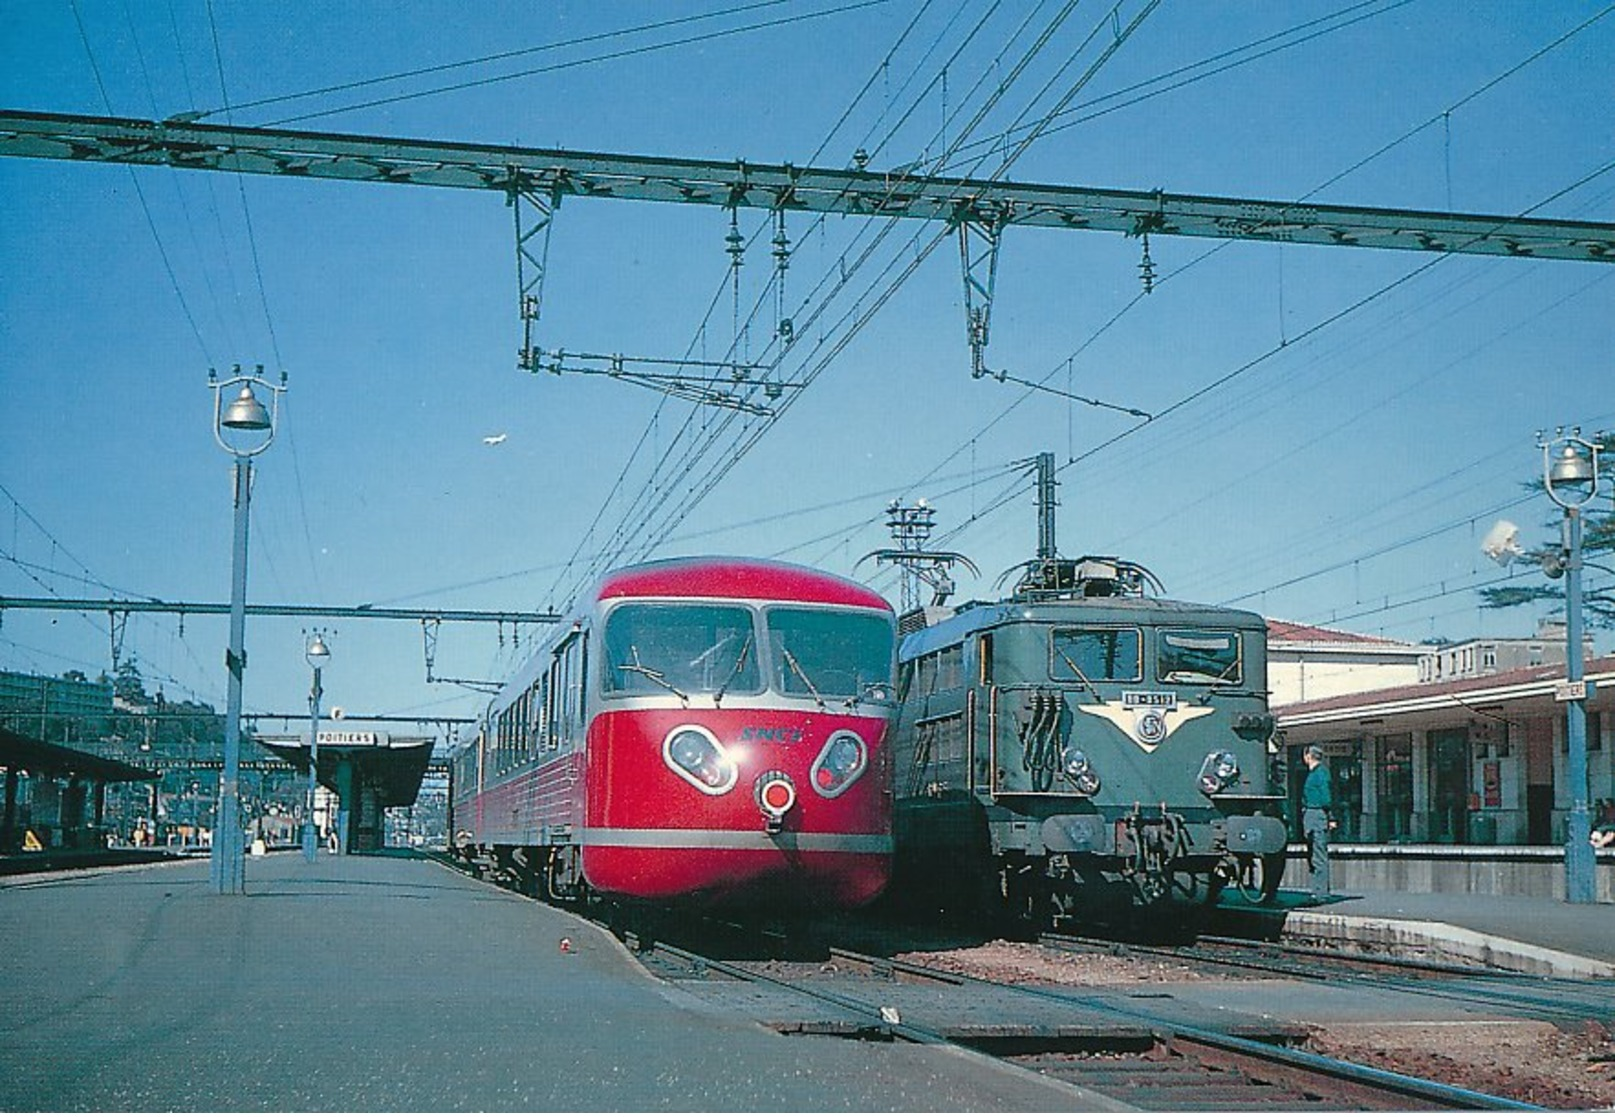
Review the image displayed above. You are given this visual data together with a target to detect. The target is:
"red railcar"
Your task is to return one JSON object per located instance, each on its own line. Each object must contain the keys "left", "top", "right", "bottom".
{"left": 449, "top": 557, "right": 897, "bottom": 910}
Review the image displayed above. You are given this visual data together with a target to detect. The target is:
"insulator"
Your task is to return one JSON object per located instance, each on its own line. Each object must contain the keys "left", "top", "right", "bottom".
{"left": 1138, "top": 233, "right": 1156, "bottom": 295}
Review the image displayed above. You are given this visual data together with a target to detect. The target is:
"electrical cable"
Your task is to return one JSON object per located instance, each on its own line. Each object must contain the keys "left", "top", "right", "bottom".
{"left": 67, "top": 0, "right": 212, "bottom": 364}
{"left": 608, "top": 2, "right": 1161, "bottom": 585}
{"left": 193, "top": 0, "right": 797, "bottom": 121}
{"left": 258, "top": 0, "right": 899, "bottom": 127}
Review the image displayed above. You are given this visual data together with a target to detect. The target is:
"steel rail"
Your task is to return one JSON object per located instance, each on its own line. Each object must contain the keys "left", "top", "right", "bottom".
{"left": 443, "top": 856, "right": 1537, "bottom": 1109}
{"left": 821, "top": 943, "right": 1539, "bottom": 1110}
{"left": 1047, "top": 931, "right": 1615, "bottom": 1025}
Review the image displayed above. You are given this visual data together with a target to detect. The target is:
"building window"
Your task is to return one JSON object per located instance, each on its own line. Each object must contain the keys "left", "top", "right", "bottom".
{"left": 1566, "top": 711, "right": 1603, "bottom": 753}
{"left": 1375, "top": 734, "right": 1413, "bottom": 843}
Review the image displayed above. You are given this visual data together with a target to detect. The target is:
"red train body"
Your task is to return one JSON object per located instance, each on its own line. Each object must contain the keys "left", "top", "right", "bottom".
{"left": 449, "top": 557, "right": 897, "bottom": 910}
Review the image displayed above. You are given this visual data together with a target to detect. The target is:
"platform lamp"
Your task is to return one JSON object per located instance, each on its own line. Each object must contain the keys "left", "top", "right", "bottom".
{"left": 302, "top": 632, "right": 331, "bottom": 863}
{"left": 1540, "top": 428, "right": 1603, "bottom": 905}
{"left": 207, "top": 365, "right": 286, "bottom": 895}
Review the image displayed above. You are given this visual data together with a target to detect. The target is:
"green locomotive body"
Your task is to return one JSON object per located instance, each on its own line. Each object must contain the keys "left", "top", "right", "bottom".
{"left": 891, "top": 557, "right": 1288, "bottom": 921}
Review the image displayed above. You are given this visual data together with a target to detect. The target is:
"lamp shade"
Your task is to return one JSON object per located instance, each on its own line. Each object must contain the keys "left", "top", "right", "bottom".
{"left": 1548, "top": 443, "right": 1595, "bottom": 489}
{"left": 306, "top": 634, "right": 332, "bottom": 669}
{"left": 221, "top": 385, "right": 272, "bottom": 431}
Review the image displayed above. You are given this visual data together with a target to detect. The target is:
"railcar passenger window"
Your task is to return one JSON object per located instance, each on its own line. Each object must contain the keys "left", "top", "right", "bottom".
{"left": 1158, "top": 629, "right": 1242, "bottom": 685}
{"left": 602, "top": 603, "right": 760, "bottom": 696}
{"left": 766, "top": 608, "right": 895, "bottom": 698}
{"left": 1050, "top": 627, "right": 1141, "bottom": 683}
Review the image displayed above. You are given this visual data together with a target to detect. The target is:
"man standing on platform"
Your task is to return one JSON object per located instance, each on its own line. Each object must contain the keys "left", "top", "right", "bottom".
{"left": 1302, "top": 744, "right": 1336, "bottom": 901}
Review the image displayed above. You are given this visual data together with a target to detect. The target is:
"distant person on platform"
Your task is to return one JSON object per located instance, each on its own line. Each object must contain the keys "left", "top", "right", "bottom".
{"left": 1302, "top": 745, "right": 1336, "bottom": 901}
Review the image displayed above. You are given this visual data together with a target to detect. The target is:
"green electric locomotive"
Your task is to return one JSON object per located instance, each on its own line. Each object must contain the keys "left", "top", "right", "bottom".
{"left": 890, "top": 536, "right": 1288, "bottom": 925}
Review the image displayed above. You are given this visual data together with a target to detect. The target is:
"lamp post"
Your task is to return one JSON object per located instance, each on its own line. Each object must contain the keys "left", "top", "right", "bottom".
{"left": 207, "top": 365, "right": 285, "bottom": 895}
{"left": 1540, "top": 427, "right": 1603, "bottom": 905}
{"left": 302, "top": 632, "right": 331, "bottom": 863}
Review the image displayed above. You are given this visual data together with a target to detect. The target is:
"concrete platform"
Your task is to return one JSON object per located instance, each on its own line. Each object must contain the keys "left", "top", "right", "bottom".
{"left": 0, "top": 852, "right": 1112, "bottom": 1112}
{"left": 1228, "top": 888, "right": 1615, "bottom": 980}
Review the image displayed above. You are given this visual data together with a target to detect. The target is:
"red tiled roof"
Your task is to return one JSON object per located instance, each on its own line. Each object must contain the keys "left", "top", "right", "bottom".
{"left": 1266, "top": 619, "right": 1416, "bottom": 646}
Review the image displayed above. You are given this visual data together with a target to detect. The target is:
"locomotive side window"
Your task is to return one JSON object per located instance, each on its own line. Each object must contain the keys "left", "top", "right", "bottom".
{"left": 1158, "top": 629, "right": 1242, "bottom": 685}
{"left": 603, "top": 603, "right": 760, "bottom": 697}
{"left": 1050, "top": 626, "right": 1142, "bottom": 683}
{"left": 766, "top": 607, "right": 895, "bottom": 699}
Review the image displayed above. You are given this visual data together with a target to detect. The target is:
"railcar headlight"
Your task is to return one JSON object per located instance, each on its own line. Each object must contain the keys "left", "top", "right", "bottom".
{"left": 1196, "top": 750, "right": 1240, "bottom": 796}
{"left": 810, "top": 731, "right": 867, "bottom": 798}
{"left": 663, "top": 726, "right": 738, "bottom": 794}
{"left": 1060, "top": 745, "right": 1101, "bottom": 796}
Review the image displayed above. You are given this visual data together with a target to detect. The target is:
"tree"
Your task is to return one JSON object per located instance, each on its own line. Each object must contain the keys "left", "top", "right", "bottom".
{"left": 1480, "top": 432, "right": 1615, "bottom": 630}
{"left": 113, "top": 658, "right": 151, "bottom": 705}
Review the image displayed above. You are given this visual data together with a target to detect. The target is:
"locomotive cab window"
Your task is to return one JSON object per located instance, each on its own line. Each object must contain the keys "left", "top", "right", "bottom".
{"left": 766, "top": 607, "right": 894, "bottom": 699}
{"left": 602, "top": 603, "right": 760, "bottom": 697}
{"left": 1158, "top": 629, "right": 1242, "bottom": 685}
{"left": 1050, "top": 626, "right": 1142, "bottom": 683}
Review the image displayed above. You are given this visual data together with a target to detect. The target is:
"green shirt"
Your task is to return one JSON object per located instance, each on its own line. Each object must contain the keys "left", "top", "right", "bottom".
{"left": 1302, "top": 763, "right": 1333, "bottom": 812}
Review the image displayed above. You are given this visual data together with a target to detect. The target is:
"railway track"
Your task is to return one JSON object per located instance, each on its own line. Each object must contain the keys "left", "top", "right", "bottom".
{"left": 1043, "top": 931, "right": 1615, "bottom": 1027}
{"left": 632, "top": 933, "right": 1535, "bottom": 1111}
{"left": 444, "top": 856, "right": 1573, "bottom": 1108}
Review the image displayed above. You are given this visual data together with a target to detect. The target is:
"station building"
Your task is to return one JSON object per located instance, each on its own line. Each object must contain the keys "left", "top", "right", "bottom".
{"left": 1276, "top": 654, "right": 1612, "bottom": 843}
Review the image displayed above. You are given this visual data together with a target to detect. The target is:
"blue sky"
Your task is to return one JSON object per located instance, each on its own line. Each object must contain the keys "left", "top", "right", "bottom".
{"left": 2, "top": 0, "right": 1611, "bottom": 732}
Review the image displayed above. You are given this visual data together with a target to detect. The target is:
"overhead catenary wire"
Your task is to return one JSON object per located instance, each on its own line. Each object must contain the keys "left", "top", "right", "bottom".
{"left": 254, "top": 0, "right": 900, "bottom": 128}
{"left": 563, "top": 1, "right": 1162, "bottom": 606}
{"left": 67, "top": 0, "right": 212, "bottom": 364}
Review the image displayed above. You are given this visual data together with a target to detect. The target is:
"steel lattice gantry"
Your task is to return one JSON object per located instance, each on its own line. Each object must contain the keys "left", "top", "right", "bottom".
{"left": 3, "top": 108, "right": 1612, "bottom": 386}
{"left": 4, "top": 109, "right": 1611, "bottom": 257}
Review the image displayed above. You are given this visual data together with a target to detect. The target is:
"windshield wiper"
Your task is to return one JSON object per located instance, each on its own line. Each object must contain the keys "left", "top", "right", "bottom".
{"left": 781, "top": 647, "right": 826, "bottom": 710}
{"left": 1053, "top": 646, "right": 1097, "bottom": 694}
{"left": 617, "top": 647, "right": 688, "bottom": 704}
{"left": 712, "top": 634, "right": 753, "bottom": 707}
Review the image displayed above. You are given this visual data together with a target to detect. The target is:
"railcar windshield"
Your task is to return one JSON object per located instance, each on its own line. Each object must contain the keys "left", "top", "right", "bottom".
{"left": 1050, "top": 626, "right": 1142, "bottom": 683}
{"left": 1158, "top": 628, "right": 1243, "bottom": 685}
{"left": 765, "top": 607, "right": 894, "bottom": 699}
{"left": 601, "top": 602, "right": 761, "bottom": 697}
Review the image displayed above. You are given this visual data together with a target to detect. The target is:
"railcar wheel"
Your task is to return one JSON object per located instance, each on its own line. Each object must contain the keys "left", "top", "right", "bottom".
{"left": 1257, "top": 852, "right": 1286, "bottom": 902}
{"left": 1231, "top": 852, "right": 1286, "bottom": 904}
{"left": 1169, "top": 869, "right": 1223, "bottom": 906}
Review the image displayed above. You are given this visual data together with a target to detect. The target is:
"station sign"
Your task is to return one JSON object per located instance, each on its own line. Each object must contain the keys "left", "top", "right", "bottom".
{"left": 316, "top": 730, "right": 385, "bottom": 746}
{"left": 1553, "top": 680, "right": 1594, "bottom": 702}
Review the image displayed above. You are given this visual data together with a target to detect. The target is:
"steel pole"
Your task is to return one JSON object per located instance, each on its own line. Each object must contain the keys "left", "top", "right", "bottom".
{"left": 1563, "top": 506, "right": 1594, "bottom": 903}
{"left": 302, "top": 665, "right": 321, "bottom": 862}
{"left": 209, "top": 456, "right": 252, "bottom": 894}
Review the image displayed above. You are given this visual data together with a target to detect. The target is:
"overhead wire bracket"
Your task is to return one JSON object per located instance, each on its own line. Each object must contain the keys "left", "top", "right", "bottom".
{"left": 108, "top": 608, "right": 129, "bottom": 675}
{"left": 527, "top": 348, "right": 798, "bottom": 416}
{"left": 958, "top": 209, "right": 1005, "bottom": 380}
{"left": 421, "top": 617, "right": 502, "bottom": 694}
{"left": 508, "top": 170, "right": 560, "bottom": 372}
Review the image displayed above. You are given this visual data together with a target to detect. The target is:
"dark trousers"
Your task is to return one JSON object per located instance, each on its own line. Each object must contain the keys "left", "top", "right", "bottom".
{"left": 1302, "top": 807, "right": 1330, "bottom": 897}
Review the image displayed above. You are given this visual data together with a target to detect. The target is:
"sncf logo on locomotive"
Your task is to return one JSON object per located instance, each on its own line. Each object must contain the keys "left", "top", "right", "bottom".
{"left": 740, "top": 726, "right": 806, "bottom": 744}
{"left": 1077, "top": 690, "right": 1214, "bottom": 753}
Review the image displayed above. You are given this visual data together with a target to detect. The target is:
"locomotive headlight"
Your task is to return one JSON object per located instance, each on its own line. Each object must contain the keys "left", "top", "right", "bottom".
{"left": 1196, "top": 749, "right": 1240, "bottom": 796}
{"left": 1060, "top": 745, "right": 1101, "bottom": 796}
{"left": 663, "top": 726, "right": 738, "bottom": 794}
{"left": 810, "top": 731, "right": 867, "bottom": 798}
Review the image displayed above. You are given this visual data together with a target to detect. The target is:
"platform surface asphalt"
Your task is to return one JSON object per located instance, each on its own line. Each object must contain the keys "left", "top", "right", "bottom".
{"left": 1276, "top": 888, "right": 1615, "bottom": 978}
{"left": 0, "top": 852, "right": 1110, "bottom": 1113}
